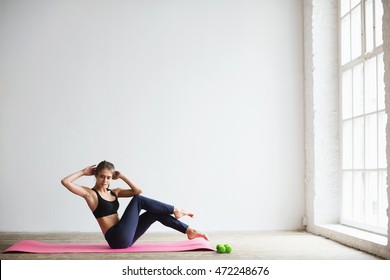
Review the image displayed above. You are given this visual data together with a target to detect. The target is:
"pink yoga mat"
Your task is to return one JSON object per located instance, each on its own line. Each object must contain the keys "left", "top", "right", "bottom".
{"left": 3, "top": 239, "right": 214, "bottom": 254}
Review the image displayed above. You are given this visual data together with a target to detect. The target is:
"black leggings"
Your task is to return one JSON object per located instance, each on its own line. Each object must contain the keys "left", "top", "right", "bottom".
{"left": 104, "top": 195, "right": 189, "bottom": 249}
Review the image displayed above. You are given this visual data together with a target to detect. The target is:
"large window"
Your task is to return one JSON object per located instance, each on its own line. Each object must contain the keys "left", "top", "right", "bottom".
{"left": 340, "top": 0, "right": 387, "bottom": 235}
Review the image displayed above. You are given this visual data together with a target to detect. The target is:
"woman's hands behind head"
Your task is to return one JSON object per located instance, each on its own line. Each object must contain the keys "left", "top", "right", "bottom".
{"left": 112, "top": 171, "right": 121, "bottom": 180}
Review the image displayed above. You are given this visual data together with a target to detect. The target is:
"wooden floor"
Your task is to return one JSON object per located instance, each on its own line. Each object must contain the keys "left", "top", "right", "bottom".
{"left": 0, "top": 231, "right": 381, "bottom": 260}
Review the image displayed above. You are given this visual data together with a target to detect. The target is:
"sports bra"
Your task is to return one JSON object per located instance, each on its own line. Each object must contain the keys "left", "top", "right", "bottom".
{"left": 91, "top": 188, "right": 119, "bottom": 219}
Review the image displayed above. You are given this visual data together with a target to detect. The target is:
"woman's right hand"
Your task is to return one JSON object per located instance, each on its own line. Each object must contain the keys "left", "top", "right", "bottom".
{"left": 82, "top": 165, "right": 96, "bottom": 176}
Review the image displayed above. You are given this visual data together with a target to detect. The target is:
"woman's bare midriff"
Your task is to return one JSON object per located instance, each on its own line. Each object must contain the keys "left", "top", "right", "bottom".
{"left": 96, "top": 214, "right": 120, "bottom": 235}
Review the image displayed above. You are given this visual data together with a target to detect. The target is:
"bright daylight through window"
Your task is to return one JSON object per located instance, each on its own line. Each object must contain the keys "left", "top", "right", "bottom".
{"left": 340, "top": 0, "right": 387, "bottom": 235}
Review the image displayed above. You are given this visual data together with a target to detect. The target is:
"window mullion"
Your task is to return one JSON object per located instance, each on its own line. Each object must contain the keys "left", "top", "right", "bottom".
{"left": 376, "top": 54, "right": 380, "bottom": 227}
{"left": 362, "top": 0, "right": 366, "bottom": 55}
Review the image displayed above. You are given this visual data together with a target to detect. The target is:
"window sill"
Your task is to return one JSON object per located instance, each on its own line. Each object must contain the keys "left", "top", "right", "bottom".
{"left": 317, "top": 224, "right": 387, "bottom": 246}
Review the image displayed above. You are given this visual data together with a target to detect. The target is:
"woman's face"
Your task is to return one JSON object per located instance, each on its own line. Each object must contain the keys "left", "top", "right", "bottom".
{"left": 96, "top": 168, "right": 113, "bottom": 188}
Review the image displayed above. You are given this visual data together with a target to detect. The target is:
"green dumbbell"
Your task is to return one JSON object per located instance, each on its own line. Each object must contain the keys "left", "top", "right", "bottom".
{"left": 216, "top": 244, "right": 226, "bottom": 253}
{"left": 224, "top": 244, "right": 232, "bottom": 253}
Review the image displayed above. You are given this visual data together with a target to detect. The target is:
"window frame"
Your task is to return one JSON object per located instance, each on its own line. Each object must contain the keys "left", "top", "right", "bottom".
{"left": 339, "top": 0, "right": 387, "bottom": 236}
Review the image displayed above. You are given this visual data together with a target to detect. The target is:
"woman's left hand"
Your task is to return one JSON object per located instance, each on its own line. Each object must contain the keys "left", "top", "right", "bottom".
{"left": 113, "top": 171, "right": 122, "bottom": 180}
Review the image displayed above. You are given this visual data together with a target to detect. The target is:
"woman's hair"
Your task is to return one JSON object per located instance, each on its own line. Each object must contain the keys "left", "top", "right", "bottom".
{"left": 95, "top": 160, "right": 115, "bottom": 175}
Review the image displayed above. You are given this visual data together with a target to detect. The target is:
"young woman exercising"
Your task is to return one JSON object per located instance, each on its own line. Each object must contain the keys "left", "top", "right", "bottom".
{"left": 61, "top": 160, "right": 208, "bottom": 249}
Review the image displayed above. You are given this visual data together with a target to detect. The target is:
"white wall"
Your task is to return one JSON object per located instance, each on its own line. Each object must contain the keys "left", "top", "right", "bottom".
{"left": 0, "top": 0, "right": 304, "bottom": 232}
{"left": 304, "top": 0, "right": 340, "bottom": 227}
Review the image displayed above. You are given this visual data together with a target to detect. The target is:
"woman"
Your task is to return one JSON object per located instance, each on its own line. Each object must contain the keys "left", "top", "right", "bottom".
{"left": 61, "top": 160, "right": 208, "bottom": 249}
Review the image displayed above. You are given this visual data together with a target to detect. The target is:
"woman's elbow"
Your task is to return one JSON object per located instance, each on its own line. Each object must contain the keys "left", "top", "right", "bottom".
{"left": 61, "top": 179, "right": 69, "bottom": 187}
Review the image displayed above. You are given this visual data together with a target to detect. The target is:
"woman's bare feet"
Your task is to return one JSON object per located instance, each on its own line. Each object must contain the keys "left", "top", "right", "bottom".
{"left": 173, "top": 208, "right": 194, "bottom": 219}
{"left": 186, "top": 227, "right": 209, "bottom": 241}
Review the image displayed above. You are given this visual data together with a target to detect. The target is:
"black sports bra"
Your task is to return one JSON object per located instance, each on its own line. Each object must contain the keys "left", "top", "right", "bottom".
{"left": 91, "top": 188, "right": 119, "bottom": 219}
